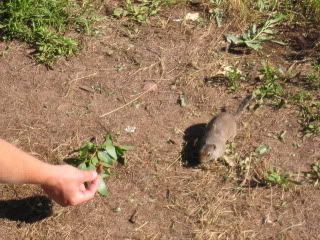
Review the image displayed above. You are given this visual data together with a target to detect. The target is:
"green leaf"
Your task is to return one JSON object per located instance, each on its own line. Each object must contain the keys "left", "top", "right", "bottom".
{"left": 225, "top": 34, "right": 242, "bottom": 44}
{"left": 271, "top": 40, "right": 287, "bottom": 46}
{"left": 78, "top": 162, "right": 87, "bottom": 170}
{"left": 87, "top": 163, "right": 96, "bottom": 170}
{"left": 118, "top": 145, "right": 133, "bottom": 151}
{"left": 98, "top": 151, "right": 115, "bottom": 165}
{"left": 97, "top": 176, "right": 108, "bottom": 196}
{"left": 115, "top": 146, "right": 125, "bottom": 156}
{"left": 113, "top": 8, "right": 124, "bottom": 17}
{"left": 252, "top": 24, "right": 257, "bottom": 34}
{"left": 105, "top": 144, "right": 117, "bottom": 160}
{"left": 262, "top": 29, "right": 273, "bottom": 34}
{"left": 245, "top": 41, "right": 261, "bottom": 50}
{"left": 91, "top": 155, "right": 99, "bottom": 165}
{"left": 102, "top": 135, "right": 113, "bottom": 147}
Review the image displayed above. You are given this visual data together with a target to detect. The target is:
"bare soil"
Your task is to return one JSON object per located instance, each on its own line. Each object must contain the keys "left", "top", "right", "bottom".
{"left": 0, "top": 5, "right": 320, "bottom": 240}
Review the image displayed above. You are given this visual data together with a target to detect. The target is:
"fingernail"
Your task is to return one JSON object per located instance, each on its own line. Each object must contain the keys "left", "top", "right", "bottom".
{"left": 92, "top": 171, "right": 98, "bottom": 178}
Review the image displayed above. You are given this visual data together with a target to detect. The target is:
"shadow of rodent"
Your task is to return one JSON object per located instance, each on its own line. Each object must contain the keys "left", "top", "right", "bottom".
{"left": 181, "top": 123, "right": 207, "bottom": 167}
{"left": 0, "top": 196, "right": 53, "bottom": 223}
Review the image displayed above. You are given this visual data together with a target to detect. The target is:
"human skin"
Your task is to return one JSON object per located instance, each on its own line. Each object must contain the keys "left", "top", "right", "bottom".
{"left": 0, "top": 139, "right": 99, "bottom": 206}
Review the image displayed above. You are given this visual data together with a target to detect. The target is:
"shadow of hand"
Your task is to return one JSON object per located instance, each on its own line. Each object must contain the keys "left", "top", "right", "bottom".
{"left": 0, "top": 195, "right": 53, "bottom": 223}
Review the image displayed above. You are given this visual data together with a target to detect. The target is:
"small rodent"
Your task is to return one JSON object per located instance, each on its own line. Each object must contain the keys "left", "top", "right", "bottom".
{"left": 199, "top": 95, "right": 253, "bottom": 163}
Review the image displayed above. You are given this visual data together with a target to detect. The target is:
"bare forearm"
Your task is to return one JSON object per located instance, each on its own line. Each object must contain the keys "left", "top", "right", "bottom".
{"left": 0, "top": 139, "right": 53, "bottom": 184}
{"left": 0, "top": 139, "right": 99, "bottom": 206}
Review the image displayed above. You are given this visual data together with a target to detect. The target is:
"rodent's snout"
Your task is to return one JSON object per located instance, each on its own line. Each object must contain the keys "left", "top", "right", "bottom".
{"left": 199, "top": 144, "right": 217, "bottom": 163}
{"left": 199, "top": 150, "right": 209, "bottom": 163}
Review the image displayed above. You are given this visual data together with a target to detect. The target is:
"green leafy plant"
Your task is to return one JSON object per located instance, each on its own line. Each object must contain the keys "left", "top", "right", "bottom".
{"left": 253, "top": 63, "right": 284, "bottom": 102}
{"left": 113, "top": 0, "right": 173, "bottom": 23}
{"left": 264, "top": 168, "right": 292, "bottom": 187}
{"left": 225, "top": 66, "right": 244, "bottom": 92}
{"left": 225, "top": 15, "right": 285, "bottom": 50}
{"left": 0, "top": 0, "right": 98, "bottom": 66}
{"left": 67, "top": 135, "right": 130, "bottom": 196}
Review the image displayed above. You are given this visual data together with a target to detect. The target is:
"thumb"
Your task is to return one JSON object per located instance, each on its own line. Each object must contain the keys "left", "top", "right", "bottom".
{"left": 80, "top": 170, "right": 98, "bottom": 183}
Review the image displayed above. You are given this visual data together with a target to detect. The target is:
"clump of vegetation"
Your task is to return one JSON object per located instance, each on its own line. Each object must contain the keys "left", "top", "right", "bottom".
{"left": 225, "top": 66, "right": 244, "bottom": 92}
{"left": 206, "top": 0, "right": 225, "bottom": 27}
{"left": 300, "top": 101, "right": 320, "bottom": 135}
{"left": 253, "top": 62, "right": 284, "bottom": 102}
{"left": 67, "top": 135, "right": 130, "bottom": 196}
{"left": 291, "top": 91, "right": 312, "bottom": 104}
{"left": 305, "top": 162, "right": 320, "bottom": 186}
{"left": 0, "top": 0, "right": 98, "bottom": 66}
{"left": 280, "top": 0, "right": 320, "bottom": 22}
{"left": 225, "top": 15, "right": 284, "bottom": 51}
{"left": 113, "top": 0, "right": 174, "bottom": 23}
{"left": 264, "top": 168, "right": 293, "bottom": 188}
{"left": 306, "top": 62, "right": 320, "bottom": 90}
{"left": 255, "top": 0, "right": 277, "bottom": 12}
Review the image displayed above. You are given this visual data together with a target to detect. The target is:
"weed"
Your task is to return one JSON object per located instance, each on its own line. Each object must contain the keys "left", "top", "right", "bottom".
{"left": 207, "top": 0, "right": 224, "bottom": 27}
{"left": 66, "top": 135, "right": 130, "bottom": 196}
{"left": 225, "top": 66, "right": 244, "bottom": 92}
{"left": 264, "top": 168, "right": 291, "bottom": 187}
{"left": 291, "top": 91, "right": 312, "bottom": 104}
{"left": 113, "top": 0, "right": 174, "bottom": 23}
{"left": 0, "top": 0, "right": 98, "bottom": 66}
{"left": 300, "top": 101, "right": 320, "bottom": 135}
{"left": 306, "top": 74, "right": 320, "bottom": 90}
{"left": 305, "top": 162, "right": 320, "bottom": 186}
{"left": 253, "top": 62, "right": 284, "bottom": 102}
{"left": 225, "top": 14, "right": 285, "bottom": 51}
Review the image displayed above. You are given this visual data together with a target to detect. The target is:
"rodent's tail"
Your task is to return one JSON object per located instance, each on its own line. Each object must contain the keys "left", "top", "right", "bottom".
{"left": 235, "top": 94, "right": 253, "bottom": 116}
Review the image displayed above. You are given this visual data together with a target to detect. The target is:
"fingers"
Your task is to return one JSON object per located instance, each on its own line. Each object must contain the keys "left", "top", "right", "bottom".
{"left": 86, "top": 177, "right": 99, "bottom": 193}
{"left": 80, "top": 170, "right": 98, "bottom": 183}
{"left": 74, "top": 184, "right": 98, "bottom": 205}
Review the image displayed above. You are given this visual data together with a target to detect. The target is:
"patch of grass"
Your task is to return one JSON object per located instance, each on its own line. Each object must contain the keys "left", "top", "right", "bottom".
{"left": 220, "top": 143, "right": 301, "bottom": 189}
{"left": 113, "top": 0, "right": 174, "bottom": 23}
{"left": 65, "top": 135, "right": 130, "bottom": 196}
{"left": 280, "top": 0, "right": 320, "bottom": 22}
{"left": 306, "top": 74, "right": 320, "bottom": 90}
{"left": 253, "top": 62, "right": 284, "bottom": 102}
{"left": 0, "top": 0, "right": 98, "bottom": 66}
{"left": 225, "top": 66, "right": 244, "bottom": 92}
{"left": 188, "top": 0, "right": 249, "bottom": 22}
{"left": 291, "top": 90, "right": 312, "bottom": 104}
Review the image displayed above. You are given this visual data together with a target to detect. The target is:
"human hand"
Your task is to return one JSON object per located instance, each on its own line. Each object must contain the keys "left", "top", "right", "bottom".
{"left": 41, "top": 165, "right": 99, "bottom": 206}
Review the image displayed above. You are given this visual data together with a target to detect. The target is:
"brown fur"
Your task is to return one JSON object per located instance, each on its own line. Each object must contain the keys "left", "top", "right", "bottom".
{"left": 199, "top": 95, "right": 252, "bottom": 163}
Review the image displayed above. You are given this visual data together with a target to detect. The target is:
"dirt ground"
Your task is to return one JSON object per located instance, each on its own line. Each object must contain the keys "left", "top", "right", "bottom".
{"left": 0, "top": 3, "right": 320, "bottom": 240}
